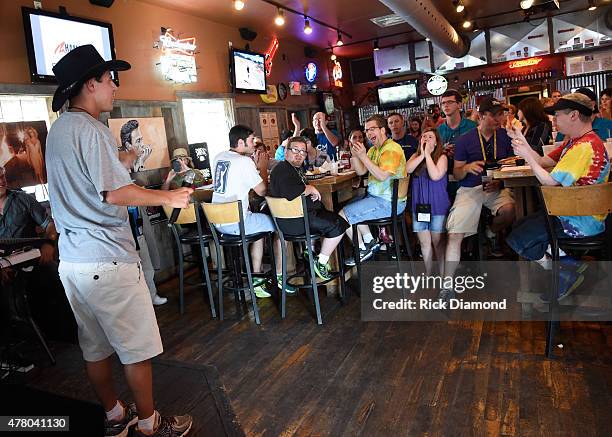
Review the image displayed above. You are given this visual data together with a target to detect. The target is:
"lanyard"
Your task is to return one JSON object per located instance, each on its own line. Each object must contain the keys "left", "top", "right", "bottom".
{"left": 477, "top": 128, "right": 496, "bottom": 161}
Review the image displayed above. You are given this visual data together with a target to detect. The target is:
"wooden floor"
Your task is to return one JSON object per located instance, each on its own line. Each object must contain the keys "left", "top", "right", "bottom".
{"left": 149, "top": 272, "right": 612, "bottom": 437}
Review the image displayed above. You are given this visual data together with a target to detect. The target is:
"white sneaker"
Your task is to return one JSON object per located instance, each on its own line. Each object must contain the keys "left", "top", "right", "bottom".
{"left": 151, "top": 295, "right": 168, "bottom": 306}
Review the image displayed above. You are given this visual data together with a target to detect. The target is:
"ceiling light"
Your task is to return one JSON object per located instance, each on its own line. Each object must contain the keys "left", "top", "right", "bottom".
{"left": 274, "top": 8, "right": 285, "bottom": 26}
{"left": 462, "top": 20, "right": 472, "bottom": 29}
{"left": 425, "top": 37, "right": 430, "bottom": 42}
{"left": 336, "top": 31, "right": 343, "bottom": 46}
{"left": 331, "top": 53, "right": 337, "bottom": 60}
{"left": 520, "top": 0, "right": 534, "bottom": 9}
{"left": 234, "top": 0, "right": 245, "bottom": 11}
{"left": 453, "top": 0, "right": 465, "bottom": 13}
{"left": 303, "top": 18, "right": 312, "bottom": 35}
{"left": 373, "top": 39, "right": 380, "bottom": 51}
{"left": 588, "top": 0, "right": 597, "bottom": 10}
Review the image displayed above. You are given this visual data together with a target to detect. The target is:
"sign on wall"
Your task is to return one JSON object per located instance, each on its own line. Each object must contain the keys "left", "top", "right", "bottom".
{"left": 305, "top": 62, "right": 317, "bottom": 83}
{"left": 0, "top": 120, "right": 48, "bottom": 188}
{"left": 158, "top": 28, "right": 197, "bottom": 83}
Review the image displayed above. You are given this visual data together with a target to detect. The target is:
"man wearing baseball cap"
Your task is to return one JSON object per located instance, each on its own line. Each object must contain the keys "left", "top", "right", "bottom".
{"left": 507, "top": 93, "right": 610, "bottom": 298}
{"left": 442, "top": 96, "right": 516, "bottom": 299}
{"left": 46, "top": 45, "right": 193, "bottom": 436}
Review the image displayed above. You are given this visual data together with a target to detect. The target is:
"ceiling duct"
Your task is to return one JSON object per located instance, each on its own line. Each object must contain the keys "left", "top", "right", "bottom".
{"left": 378, "top": 0, "right": 470, "bottom": 58}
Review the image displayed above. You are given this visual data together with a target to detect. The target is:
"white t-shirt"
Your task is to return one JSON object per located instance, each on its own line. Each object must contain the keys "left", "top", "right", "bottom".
{"left": 212, "top": 150, "right": 262, "bottom": 218}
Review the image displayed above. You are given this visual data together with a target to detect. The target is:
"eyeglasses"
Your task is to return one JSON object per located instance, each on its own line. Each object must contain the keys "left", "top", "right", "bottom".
{"left": 441, "top": 100, "right": 459, "bottom": 106}
{"left": 288, "top": 147, "right": 307, "bottom": 156}
{"left": 365, "top": 126, "right": 382, "bottom": 133}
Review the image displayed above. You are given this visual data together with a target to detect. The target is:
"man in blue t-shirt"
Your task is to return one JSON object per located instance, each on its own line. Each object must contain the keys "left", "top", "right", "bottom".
{"left": 437, "top": 89, "right": 478, "bottom": 158}
{"left": 313, "top": 112, "right": 339, "bottom": 160}
{"left": 442, "top": 97, "right": 516, "bottom": 299}
{"left": 387, "top": 112, "right": 418, "bottom": 160}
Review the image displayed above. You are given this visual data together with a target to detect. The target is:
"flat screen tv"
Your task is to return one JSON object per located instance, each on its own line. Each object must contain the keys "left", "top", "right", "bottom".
{"left": 230, "top": 48, "right": 267, "bottom": 94}
{"left": 22, "top": 7, "right": 117, "bottom": 84}
{"left": 377, "top": 80, "right": 419, "bottom": 111}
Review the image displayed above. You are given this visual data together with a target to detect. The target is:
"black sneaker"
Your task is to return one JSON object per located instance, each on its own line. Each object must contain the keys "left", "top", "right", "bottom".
{"left": 134, "top": 413, "right": 193, "bottom": 437}
{"left": 105, "top": 402, "right": 138, "bottom": 437}
{"left": 345, "top": 240, "right": 381, "bottom": 266}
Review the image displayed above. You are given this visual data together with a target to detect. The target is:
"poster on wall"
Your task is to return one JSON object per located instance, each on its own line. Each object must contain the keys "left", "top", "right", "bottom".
{"left": 0, "top": 120, "right": 47, "bottom": 189}
{"left": 107, "top": 117, "right": 170, "bottom": 172}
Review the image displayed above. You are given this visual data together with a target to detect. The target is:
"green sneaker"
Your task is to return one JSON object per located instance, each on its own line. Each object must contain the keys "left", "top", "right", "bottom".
{"left": 253, "top": 284, "right": 272, "bottom": 298}
{"left": 313, "top": 259, "right": 333, "bottom": 281}
{"left": 276, "top": 274, "right": 296, "bottom": 295}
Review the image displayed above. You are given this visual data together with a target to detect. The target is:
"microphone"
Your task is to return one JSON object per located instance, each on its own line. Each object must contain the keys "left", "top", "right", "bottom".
{"left": 168, "top": 170, "right": 196, "bottom": 225}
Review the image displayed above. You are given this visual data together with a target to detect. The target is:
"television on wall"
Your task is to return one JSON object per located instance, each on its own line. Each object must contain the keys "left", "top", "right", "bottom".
{"left": 230, "top": 48, "right": 267, "bottom": 94}
{"left": 377, "top": 80, "right": 419, "bottom": 111}
{"left": 21, "top": 7, "right": 118, "bottom": 84}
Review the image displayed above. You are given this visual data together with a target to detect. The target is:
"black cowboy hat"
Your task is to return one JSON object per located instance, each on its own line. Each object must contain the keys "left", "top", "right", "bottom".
{"left": 51, "top": 44, "right": 130, "bottom": 112}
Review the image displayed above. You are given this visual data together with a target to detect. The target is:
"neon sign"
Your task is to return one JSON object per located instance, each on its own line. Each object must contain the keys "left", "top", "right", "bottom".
{"left": 509, "top": 57, "right": 543, "bottom": 69}
{"left": 264, "top": 38, "right": 279, "bottom": 77}
{"left": 305, "top": 62, "right": 317, "bottom": 83}
{"left": 158, "top": 28, "right": 197, "bottom": 83}
{"left": 332, "top": 60, "right": 343, "bottom": 88}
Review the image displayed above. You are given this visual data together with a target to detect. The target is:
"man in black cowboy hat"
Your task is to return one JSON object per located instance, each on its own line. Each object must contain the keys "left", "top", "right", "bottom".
{"left": 46, "top": 45, "right": 193, "bottom": 437}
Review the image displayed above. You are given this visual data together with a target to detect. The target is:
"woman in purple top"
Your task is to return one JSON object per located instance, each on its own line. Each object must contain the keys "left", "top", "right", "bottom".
{"left": 406, "top": 128, "right": 450, "bottom": 274}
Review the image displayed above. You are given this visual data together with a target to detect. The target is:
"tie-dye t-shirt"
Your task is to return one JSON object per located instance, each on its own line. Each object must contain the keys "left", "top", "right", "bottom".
{"left": 366, "top": 138, "right": 407, "bottom": 202}
{"left": 549, "top": 132, "right": 610, "bottom": 237}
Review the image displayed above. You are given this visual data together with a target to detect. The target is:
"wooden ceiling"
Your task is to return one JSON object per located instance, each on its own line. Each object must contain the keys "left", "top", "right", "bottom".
{"left": 139, "top": 0, "right": 602, "bottom": 58}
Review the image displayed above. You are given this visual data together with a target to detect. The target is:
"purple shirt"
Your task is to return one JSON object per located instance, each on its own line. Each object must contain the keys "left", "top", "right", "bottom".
{"left": 411, "top": 171, "right": 450, "bottom": 216}
{"left": 454, "top": 127, "right": 513, "bottom": 188}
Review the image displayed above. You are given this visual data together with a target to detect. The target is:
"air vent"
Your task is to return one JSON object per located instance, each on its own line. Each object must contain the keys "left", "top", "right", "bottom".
{"left": 370, "top": 13, "right": 406, "bottom": 28}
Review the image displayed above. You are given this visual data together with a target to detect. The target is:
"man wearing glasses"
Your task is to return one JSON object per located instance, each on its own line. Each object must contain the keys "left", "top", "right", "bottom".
{"left": 437, "top": 89, "right": 477, "bottom": 159}
{"left": 340, "top": 114, "right": 407, "bottom": 265}
{"left": 269, "top": 137, "right": 348, "bottom": 280}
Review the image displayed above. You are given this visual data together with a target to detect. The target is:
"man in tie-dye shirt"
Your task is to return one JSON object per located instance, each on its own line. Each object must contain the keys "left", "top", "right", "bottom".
{"left": 340, "top": 114, "right": 407, "bottom": 265}
{"left": 507, "top": 93, "right": 610, "bottom": 263}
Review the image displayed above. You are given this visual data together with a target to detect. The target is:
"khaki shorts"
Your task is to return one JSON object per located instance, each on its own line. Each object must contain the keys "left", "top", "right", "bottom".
{"left": 446, "top": 185, "right": 515, "bottom": 236}
{"left": 59, "top": 261, "right": 163, "bottom": 365}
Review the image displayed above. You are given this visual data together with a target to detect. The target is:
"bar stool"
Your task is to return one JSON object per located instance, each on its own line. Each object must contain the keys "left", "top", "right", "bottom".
{"left": 539, "top": 182, "right": 612, "bottom": 358}
{"left": 201, "top": 200, "right": 276, "bottom": 325}
{"left": 352, "top": 177, "right": 413, "bottom": 294}
{"left": 163, "top": 200, "right": 216, "bottom": 318}
{"left": 266, "top": 195, "right": 347, "bottom": 324}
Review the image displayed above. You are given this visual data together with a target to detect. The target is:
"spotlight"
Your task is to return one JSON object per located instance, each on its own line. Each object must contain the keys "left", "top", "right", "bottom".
{"left": 274, "top": 8, "right": 285, "bottom": 26}
{"left": 520, "top": 0, "right": 534, "bottom": 9}
{"left": 303, "top": 18, "right": 312, "bottom": 34}
{"left": 462, "top": 20, "right": 472, "bottom": 29}
{"left": 373, "top": 39, "right": 380, "bottom": 51}
{"left": 331, "top": 53, "right": 337, "bottom": 60}
{"left": 425, "top": 37, "right": 430, "bottom": 42}
{"left": 234, "top": 0, "right": 245, "bottom": 11}
{"left": 588, "top": 0, "right": 597, "bottom": 10}
{"left": 336, "top": 31, "right": 343, "bottom": 46}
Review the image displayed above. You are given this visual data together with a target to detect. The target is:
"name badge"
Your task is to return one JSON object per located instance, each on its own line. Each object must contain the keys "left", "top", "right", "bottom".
{"left": 416, "top": 203, "right": 431, "bottom": 223}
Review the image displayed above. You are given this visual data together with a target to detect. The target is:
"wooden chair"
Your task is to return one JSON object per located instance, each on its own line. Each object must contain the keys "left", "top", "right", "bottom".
{"left": 539, "top": 182, "right": 612, "bottom": 357}
{"left": 163, "top": 201, "right": 216, "bottom": 318}
{"left": 201, "top": 200, "right": 276, "bottom": 325}
{"left": 352, "top": 177, "right": 413, "bottom": 294}
{"left": 266, "top": 195, "right": 347, "bottom": 324}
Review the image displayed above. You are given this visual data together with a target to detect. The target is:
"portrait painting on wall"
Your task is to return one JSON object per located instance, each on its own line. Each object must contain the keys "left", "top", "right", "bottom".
{"left": 0, "top": 121, "right": 48, "bottom": 189}
{"left": 108, "top": 117, "right": 171, "bottom": 172}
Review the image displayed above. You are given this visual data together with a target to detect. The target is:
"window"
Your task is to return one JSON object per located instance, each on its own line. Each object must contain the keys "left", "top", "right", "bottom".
{"left": 434, "top": 30, "right": 487, "bottom": 72}
{"left": 490, "top": 20, "right": 550, "bottom": 63}
{"left": 181, "top": 98, "right": 234, "bottom": 164}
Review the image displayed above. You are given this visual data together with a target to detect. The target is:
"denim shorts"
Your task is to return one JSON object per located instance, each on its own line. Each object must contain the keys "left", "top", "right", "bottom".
{"left": 216, "top": 212, "right": 275, "bottom": 235}
{"left": 412, "top": 214, "right": 447, "bottom": 233}
{"left": 506, "top": 212, "right": 564, "bottom": 261}
{"left": 342, "top": 194, "right": 406, "bottom": 225}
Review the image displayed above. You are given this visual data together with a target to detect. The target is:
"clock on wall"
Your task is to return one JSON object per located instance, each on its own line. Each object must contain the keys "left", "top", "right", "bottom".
{"left": 278, "top": 82, "right": 288, "bottom": 101}
{"left": 427, "top": 75, "right": 448, "bottom": 96}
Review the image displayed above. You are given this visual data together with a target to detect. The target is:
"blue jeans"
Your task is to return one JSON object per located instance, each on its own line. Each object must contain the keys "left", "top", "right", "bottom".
{"left": 506, "top": 212, "right": 565, "bottom": 260}
{"left": 342, "top": 194, "right": 406, "bottom": 225}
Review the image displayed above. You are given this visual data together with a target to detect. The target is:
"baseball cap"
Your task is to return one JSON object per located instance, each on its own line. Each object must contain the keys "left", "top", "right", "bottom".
{"left": 478, "top": 96, "right": 505, "bottom": 114}
{"left": 544, "top": 92, "right": 594, "bottom": 117}
{"left": 574, "top": 87, "right": 599, "bottom": 113}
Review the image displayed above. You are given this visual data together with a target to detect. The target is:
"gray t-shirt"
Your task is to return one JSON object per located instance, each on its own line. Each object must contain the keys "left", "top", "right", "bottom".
{"left": 46, "top": 111, "right": 138, "bottom": 263}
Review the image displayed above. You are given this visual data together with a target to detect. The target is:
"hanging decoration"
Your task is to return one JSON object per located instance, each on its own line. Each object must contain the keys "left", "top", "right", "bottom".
{"left": 264, "top": 38, "right": 279, "bottom": 77}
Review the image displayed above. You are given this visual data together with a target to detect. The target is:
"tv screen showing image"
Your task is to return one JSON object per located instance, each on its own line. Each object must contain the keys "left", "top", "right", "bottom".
{"left": 231, "top": 49, "right": 266, "bottom": 93}
{"left": 377, "top": 80, "right": 419, "bottom": 111}
{"left": 22, "top": 7, "right": 116, "bottom": 83}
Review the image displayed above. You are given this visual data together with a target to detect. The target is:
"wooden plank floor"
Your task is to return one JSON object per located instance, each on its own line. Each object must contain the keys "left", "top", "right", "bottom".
{"left": 149, "top": 271, "right": 612, "bottom": 437}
